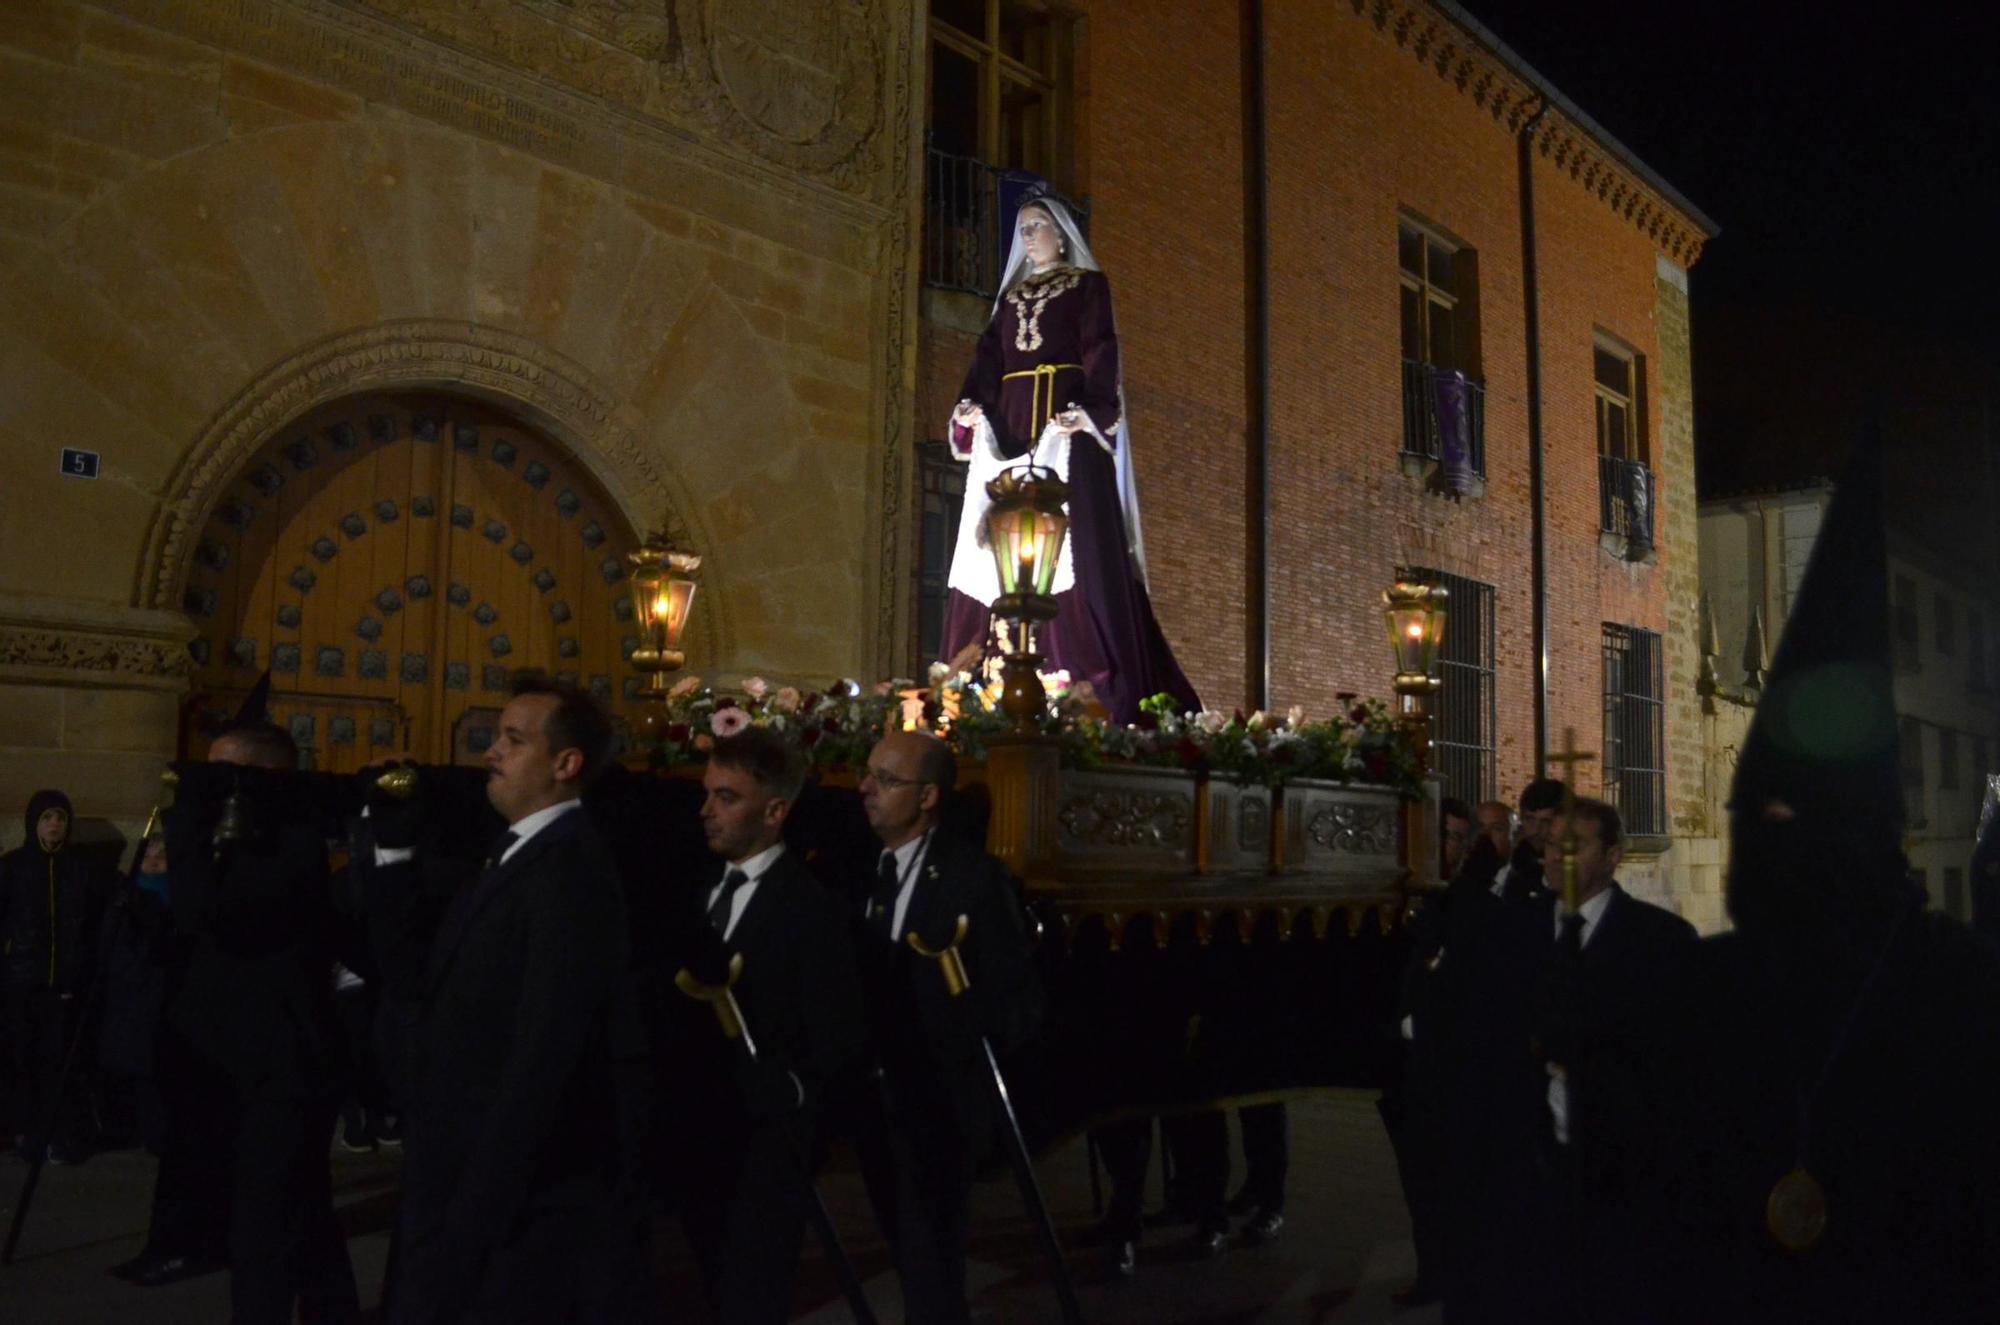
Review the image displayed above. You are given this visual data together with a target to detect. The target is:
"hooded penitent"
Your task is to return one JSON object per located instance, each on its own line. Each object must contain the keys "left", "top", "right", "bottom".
{"left": 1725, "top": 426, "right": 1914, "bottom": 945}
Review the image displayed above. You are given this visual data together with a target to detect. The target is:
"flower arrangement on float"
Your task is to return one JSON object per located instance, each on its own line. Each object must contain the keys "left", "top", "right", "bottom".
{"left": 636, "top": 668, "right": 1424, "bottom": 797}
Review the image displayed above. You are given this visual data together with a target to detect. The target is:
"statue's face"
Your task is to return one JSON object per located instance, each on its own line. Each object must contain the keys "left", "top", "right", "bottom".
{"left": 1019, "top": 206, "right": 1061, "bottom": 268}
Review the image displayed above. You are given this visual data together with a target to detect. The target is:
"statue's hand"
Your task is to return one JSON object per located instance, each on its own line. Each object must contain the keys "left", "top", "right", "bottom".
{"left": 952, "top": 399, "right": 985, "bottom": 427}
{"left": 1054, "top": 405, "right": 1087, "bottom": 436}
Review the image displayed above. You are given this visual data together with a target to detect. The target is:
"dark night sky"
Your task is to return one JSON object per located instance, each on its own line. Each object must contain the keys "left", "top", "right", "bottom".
{"left": 1460, "top": 0, "right": 2000, "bottom": 519}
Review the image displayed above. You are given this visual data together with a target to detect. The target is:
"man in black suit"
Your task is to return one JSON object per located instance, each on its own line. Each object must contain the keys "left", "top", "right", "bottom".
{"left": 673, "top": 727, "right": 867, "bottom": 1323}
{"left": 1531, "top": 798, "right": 1697, "bottom": 1323}
{"left": 1442, "top": 796, "right": 1695, "bottom": 1323}
{"left": 154, "top": 721, "right": 360, "bottom": 1322}
{"left": 363, "top": 678, "right": 650, "bottom": 1325}
{"left": 854, "top": 730, "right": 1040, "bottom": 1325}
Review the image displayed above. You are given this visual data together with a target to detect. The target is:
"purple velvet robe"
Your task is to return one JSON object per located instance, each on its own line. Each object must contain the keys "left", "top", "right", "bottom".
{"left": 942, "top": 266, "right": 1200, "bottom": 723}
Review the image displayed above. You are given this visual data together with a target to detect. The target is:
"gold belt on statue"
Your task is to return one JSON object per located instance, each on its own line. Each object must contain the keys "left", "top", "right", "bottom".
{"left": 1001, "top": 363, "right": 1084, "bottom": 432}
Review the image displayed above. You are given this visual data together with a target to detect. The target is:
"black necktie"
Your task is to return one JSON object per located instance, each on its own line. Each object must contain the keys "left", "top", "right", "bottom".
{"left": 872, "top": 852, "right": 902, "bottom": 936}
{"left": 709, "top": 868, "right": 749, "bottom": 936}
{"left": 1557, "top": 910, "right": 1585, "bottom": 954}
{"left": 483, "top": 831, "right": 519, "bottom": 873}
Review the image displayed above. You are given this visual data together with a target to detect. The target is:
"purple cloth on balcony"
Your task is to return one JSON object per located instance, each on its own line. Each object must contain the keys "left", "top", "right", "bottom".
{"left": 1624, "top": 461, "right": 1654, "bottom": 556}
{"left": 1430, "top": 368, "right": 1477, "bottom": 496}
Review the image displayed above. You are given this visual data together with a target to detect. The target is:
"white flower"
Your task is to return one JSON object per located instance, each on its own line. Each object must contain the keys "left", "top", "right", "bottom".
{"left": 1287, "top": 704, "right": 1305, "bottom": 728}
{"left": 928, "top": 660, "right": 952, "bottom": 685}
{"left": 1196, "top": 710, "right": 1229, "bottom": 735}
{"left": 740, "top": 676, "right": 770, "bottom": 700}
{"left": 1247, "top": 709, "right": 1269, "bottom": 731}
{"left": 668, "top": 675, "right": 702, "bottom": 700}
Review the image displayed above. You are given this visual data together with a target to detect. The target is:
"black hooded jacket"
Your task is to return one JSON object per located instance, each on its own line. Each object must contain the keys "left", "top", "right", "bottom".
{"left": 1, "top": 790, "right": 106, "bottom": 993}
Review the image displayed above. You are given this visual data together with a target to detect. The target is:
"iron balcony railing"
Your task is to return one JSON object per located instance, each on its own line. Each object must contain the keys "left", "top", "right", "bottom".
{"left": 923, "top": 145, "right": 1088, "bottom": 300}
{"left": 1599, "top": 454, "right": 1655, "bottom": 556}
{"left": 1400, "top": 360, "right": 1486, "bottom": 479}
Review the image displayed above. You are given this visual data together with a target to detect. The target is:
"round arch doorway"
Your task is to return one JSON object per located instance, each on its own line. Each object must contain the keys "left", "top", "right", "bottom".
{"left": 180, "top": 393, "right": 644, "bottom": 771}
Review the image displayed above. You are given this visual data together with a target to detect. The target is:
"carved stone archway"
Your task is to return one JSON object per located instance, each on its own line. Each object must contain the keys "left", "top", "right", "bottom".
{"left": 139, "top": 320, "right": 731, "bottom": 663}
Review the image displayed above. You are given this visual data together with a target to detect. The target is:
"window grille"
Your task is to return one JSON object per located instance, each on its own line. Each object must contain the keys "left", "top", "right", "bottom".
{"left": 1601, "top": 623, "right": 1667, "bottom": 837}
{"left": 1404, "top": 567, "right": 1497, "bottom": 804}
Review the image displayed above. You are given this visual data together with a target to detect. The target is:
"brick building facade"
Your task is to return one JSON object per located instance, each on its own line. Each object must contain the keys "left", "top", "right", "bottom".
{"left": 913, "top": 1, "right": 1714, "bottom": 909}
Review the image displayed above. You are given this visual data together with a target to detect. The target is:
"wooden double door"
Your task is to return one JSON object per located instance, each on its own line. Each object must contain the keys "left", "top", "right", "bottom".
{"left": 181, "top": 393, "right": 641, "bottom": 772}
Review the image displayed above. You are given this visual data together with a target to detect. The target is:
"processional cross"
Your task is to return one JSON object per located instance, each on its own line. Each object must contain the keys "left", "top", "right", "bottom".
{"left": 1544, "top": 727, "right": 1596, "bottom": 912}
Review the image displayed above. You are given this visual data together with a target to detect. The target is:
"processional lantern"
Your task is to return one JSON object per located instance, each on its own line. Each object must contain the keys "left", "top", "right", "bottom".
{"left": 1383, "top": 579, "right": 1448, "bottom": 771}
{"left": 626, "top": 531, "right": 700, "bottom": 738}
{"left": 983, "top": 466, "right": 1071, "bottom": 735}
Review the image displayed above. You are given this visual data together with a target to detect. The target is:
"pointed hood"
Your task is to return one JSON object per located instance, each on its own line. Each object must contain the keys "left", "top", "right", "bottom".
{"left": 230, "top": 670, "right": 272, "bottom": 729}
{"left": 1727, "top": 424, "right": 1913, "bottom": 936}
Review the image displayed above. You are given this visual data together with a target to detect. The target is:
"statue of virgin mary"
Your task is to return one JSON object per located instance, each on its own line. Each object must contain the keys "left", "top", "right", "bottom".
{"left": 938, "top": 188, "right": 1200, "bottom": 724}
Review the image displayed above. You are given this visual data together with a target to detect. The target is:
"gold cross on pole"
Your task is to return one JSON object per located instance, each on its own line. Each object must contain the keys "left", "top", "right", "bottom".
{"left": 1544, "top": 727, "right": 1598, "bottom": 913}
{"left": 1545, "top": 726, "right": 1597, "bottom": 795}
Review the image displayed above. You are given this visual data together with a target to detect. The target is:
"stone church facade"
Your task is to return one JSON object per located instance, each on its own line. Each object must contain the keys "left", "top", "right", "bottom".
{"left": 0, "top": 0, "right": 928, "bottom": 831}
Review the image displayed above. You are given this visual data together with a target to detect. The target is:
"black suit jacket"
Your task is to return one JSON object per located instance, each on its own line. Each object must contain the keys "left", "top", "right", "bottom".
{"left": 161, "top": 790, "right": 339, "bottom": 1098}
{"left": 366, "top": 804, "right": 632, "bottom": 1322}
{"left": 1533, "top": 884, "right": 1699, "bottom": 1201}
{"left": 857, "top": 826, "right": 1041, "bottom": 1148}
{"left": 674, "top": 849, "right": 868, "bottom": 1185}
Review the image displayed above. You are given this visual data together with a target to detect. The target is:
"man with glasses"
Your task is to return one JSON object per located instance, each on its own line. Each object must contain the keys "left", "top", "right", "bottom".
{"left": 852, "top": 730, "right": 1040, "bottom": 1325}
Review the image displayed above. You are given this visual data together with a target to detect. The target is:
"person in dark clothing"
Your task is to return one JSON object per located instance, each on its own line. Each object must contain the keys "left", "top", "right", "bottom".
{"left": 145, "top": 720, "right": 360, "bottom": 1322}
{"left": 852, "top": 730, "right": 1041, "bottom": 1325}
{"left": 670, "top": 727, "right": 868, "bottom": 1324}
{"left": 96, "top": 834, "right": 174, "bottom": 1155}
{"left": 1515, "top": 798, "right": 1698, "bottom": 1324}
{"left": 362, "top": 678, "right": 652, "bottom": 1325}
{"left": 2, "top": 788, "right": 107, "bottom": 1163}
{"left": 1666, "top": 433, "right": 2000, "bottom": 1325}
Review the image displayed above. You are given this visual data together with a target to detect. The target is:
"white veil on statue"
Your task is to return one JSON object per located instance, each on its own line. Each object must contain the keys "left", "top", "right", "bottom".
{"left": 945, "top": 190, "right": 1152, "bottom": 610}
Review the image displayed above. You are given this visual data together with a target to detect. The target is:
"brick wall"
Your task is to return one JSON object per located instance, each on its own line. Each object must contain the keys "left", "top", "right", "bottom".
{"left": 916, "top": 0, "right": 1698, "bottom": 820}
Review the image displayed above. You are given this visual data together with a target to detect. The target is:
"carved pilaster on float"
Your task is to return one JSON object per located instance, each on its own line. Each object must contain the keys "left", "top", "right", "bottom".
{"left": 983, "top": 735, "right": 1060, "bottom": 885}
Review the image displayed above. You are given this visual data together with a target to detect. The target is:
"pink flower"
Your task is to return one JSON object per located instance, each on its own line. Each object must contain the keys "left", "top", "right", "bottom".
{"left": 773, "top": 686, "right": 802, "bottom": 713}
{"left": 740, "top": 676, "right": 770, "bottom": 700}
{"left": 710, "top": 709, "right": 751, "bottom": 738}
{"left": 668, "top": 675, "right": 702, "bottom": 701}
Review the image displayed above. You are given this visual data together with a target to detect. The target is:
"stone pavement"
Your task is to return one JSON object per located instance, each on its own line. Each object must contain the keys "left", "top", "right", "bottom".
{"left": 0, "top": 1092, "right": 1442, "bottom": 1324}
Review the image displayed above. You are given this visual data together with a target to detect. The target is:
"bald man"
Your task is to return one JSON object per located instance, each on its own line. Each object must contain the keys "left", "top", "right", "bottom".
{"left": 852, "top": 731, "right": 1041, "bottom": 1325}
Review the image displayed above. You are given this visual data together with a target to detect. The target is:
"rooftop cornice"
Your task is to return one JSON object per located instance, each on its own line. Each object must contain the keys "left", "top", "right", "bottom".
{"left": 1348, "top": 0, "right": 1717, "bottom": 268}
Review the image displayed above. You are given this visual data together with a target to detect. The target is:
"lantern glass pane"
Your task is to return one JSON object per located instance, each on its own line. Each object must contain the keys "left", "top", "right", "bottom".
{"left": 663, "top": 579, "right": 696, "bottom": 645}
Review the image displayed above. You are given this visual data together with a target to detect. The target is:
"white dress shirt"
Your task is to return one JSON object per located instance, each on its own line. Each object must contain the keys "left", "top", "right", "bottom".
{"left": 368, "top": 796, "right": 579, "bottom": 869}
{"left": 870, "top": 829, "right": 934, "bottom": 941}
{"left": 705, "top": 842, "right": 787, "bottom": 942}
{"left": 1547, "top": 884, "right": 1616, "bottom": 1145}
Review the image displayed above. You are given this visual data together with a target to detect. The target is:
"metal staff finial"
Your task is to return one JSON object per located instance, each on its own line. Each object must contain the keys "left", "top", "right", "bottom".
{"left": 674, "top": 954, "right": 755, "bottom": 1056}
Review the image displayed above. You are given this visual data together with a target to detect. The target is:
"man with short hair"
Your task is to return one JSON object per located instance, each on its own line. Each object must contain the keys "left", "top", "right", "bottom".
{"left": 1438, "top": 796, "right": 1473, "bottom": 884}
{"left": 853, "top": 729, "right": 1040, "bottom": 1325}
{"left": 363, "top": 678, "right": 650, "bottom": 1324}
{"left": 1491, "top": 779, "right": 1564, "bottom": 902}
{"left": 674, "top": 727, "right": 866, "bottom": 1324}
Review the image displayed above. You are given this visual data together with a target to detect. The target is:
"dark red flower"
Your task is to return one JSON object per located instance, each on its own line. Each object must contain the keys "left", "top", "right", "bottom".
{"left": 822, "top": 717, "right": 841, "bottom": 733}
{"left": 1272, "top": 745, "right": 1294, "bottom": 764}
{"left": 1176, "top": 736, "right": 1202, "bottom": 767}
{"left": 665, "top": 722, "right": 690, "bottom": 744}
{"left": 1135, "top": 712, "right": 1160, "bottom": 732}
{"left": 801, "top": 729, "right": 821, "bottom": 748}
{"left": 1349, "top": 706, "right": 1368, "bottom": 724}
{"left": 1364, "top": 750, "right": 1388, "bottom": 779}
{"left": 1233, "top": 708, "right": 1247, "bottom": 724}
{"left": 715, "top": 697, "right": 738, "bottom": 711}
